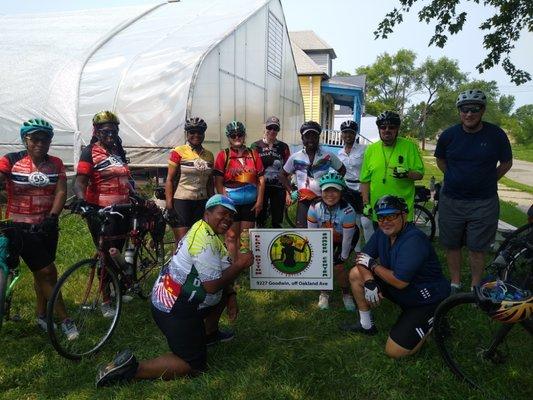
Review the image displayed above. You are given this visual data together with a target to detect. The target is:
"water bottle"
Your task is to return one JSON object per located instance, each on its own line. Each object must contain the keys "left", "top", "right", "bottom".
{"left": 124, "top": 247, "right": 135, "bottom": 276}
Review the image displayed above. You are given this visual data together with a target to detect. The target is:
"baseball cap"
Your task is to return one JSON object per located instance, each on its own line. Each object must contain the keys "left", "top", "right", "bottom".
{"left": 205, "top": 194, "right": 237, "bottom": 213}
{"left": 265, "top": 116, "right": 280, "bottom": 128}
{"left": 321, "top": 182, "right": 344, "bottom": 191}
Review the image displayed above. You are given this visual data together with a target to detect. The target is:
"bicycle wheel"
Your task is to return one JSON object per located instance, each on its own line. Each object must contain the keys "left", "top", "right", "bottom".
{"left": 413, "top": 204, "right": 435, "bottom": 241}
{"left": 495, "top": 223, "right": 532, "bottom": 255}
{"left": 47, "top": 258, "right": 122, "bottom": 360}
{"left": 493, "top": 224, "right": 532, "bottom": 290}
{"left": 133, "top": 231, "right": 166, "bottom": 299}
{"left": 0, "top": 270, "right": 7, "bottom": 331}
{"left": 433, "top": 293, "right": 532, "bottom": 394}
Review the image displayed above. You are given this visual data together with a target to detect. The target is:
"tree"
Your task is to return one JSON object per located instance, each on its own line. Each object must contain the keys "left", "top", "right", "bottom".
{"left": 334, "top": 71, "right": 352, "bottom": 77}
{"left": 414, "top": 57, "right": 466, "bottom": 148}
{"left": 356, "top": 49, "right": 417, "bottom": 116}
{"left": 375, "top": 0, "right": 532, "bottom": 84}
{"left": 510, "top": 104, "right": 533, "bottom": 144}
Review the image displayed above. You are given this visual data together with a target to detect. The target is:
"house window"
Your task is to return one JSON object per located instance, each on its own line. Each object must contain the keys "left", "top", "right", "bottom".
{"left": 267, "top": 12, "right": 283, "bottom": 79}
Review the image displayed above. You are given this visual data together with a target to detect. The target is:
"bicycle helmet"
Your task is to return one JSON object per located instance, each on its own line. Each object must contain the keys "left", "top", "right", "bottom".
{"left": 185, "top": 117, "right": 207, "bottom": 133}
{"left": 480, "top": 281, "right": 533, "bottom": 324}
{"left": 340, "top": 120, "right": 358, "bottom": 134}
{"left": 376, "top": 111, "right": 401, "bottom": 127}
{"left": 300, "top": 120, "right": 322, "bottom": 136}
{"left": 20, "top": 119, "right": 54, "bottom": 142}
{"left": 456, "top": 89, "right": 486, "bottom": 107}
{"left": 319, "top": 172, "right": 346, "bottom": 191}
{"left": 205, "top": 194, "right": 237, "bottom": 213}
{"left": 92, "top": 111, "right": 120, "bottom": 126}
{"left": 374, "top": 195, "right": 408, "bottom": 215}
{"left": 225, "top": 121, "right": 246, "bottom": 137}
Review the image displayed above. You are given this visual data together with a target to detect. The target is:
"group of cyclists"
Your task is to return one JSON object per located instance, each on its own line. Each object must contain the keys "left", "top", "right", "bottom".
{"left": 2, "top": 88, "right": 511, "bottom": 387}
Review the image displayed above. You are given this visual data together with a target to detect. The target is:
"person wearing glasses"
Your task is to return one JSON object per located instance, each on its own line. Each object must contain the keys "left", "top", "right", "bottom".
{"left": 213, "top": 121, "right": 265, "bottom": 257}
{"left": 342, "top": 195, "right": 449, "bottom": 358}
{"left": 164, "top": 117, "right": 214, "bottom": 242}
{"left": 251, "top": 116, "right": 290, "bottom": 228}
{"left": 0, "top": 119, "right": 78, "bottom": 340}
{"left": 435, "top": 89, "right": 512, "bottom": 293}
{"left": 359, "top": 111, "right": 424, "bottom": 223}
{"left": 73, "top": 111, "right": 136, "bottom": 318}
{"left": 279, "top": 121, "right": 346, "bottom": 228}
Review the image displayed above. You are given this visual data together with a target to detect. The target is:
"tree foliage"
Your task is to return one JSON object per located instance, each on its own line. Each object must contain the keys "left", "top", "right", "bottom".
{"left": 374, "top": 0, "right": 532, "bottom": 84}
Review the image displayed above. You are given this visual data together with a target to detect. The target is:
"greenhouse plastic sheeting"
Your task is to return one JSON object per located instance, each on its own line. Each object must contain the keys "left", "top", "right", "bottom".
{"left": 0, "top": 0, "right": 271, "bottom": 165}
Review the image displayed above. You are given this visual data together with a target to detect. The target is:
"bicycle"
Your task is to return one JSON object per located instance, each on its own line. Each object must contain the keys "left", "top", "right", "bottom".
{"left": 433, "top": 227, "right": 532, "bottom": 392}
{"left": 46, "top": 197, "right": 168, "bottom": 360}
{"left": 413, "top": 185, "right": 437, "bottom": 241}
{"left": 0, "top": 221, "right": 22, "bottom": 332}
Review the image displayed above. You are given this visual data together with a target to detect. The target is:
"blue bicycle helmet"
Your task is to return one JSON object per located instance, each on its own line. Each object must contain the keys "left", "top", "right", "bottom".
{"left": 20, "top": 119, "right": 54, "bottom": 142}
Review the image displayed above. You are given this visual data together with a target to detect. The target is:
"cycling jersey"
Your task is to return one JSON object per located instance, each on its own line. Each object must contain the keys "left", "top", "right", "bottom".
{"left": 283, "top": 147, "right": 344, "bottom": 201}
{"left": 77, "top": 143, "right": 131, "bottom": 207}
{"left": 152, "top": 219, "right": 231, "bottom": 312}
{"left": 168, "top": 143, "right": 214, "bottom": 201}
{"left": 0, "top": 151, "right": 66, "bottom": 224}
{"left": 250, "top": 139, "right": 290, "bottom": 188}
{"left": 307, "top": 200, "right": 357, "bottom": 260}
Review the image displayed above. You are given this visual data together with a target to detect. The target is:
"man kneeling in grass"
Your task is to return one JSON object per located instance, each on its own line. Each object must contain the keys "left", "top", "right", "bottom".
{"left": 342, "top": 195, "right": 450, "bottom": 358}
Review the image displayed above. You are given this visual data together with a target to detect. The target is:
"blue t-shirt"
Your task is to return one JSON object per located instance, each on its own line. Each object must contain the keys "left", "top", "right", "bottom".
{"left": 363, "top": 223, "right": 450, "bottom": 307}
{"left": 434, "top": 122, "right": 512, "bottom": 200}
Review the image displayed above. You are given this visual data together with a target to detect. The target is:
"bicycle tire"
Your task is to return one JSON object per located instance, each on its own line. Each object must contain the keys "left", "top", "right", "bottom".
{"left": 133, "top": 231, "right": 166, "bottom": 299}
{"left": 493, "top": 224, "right": 532, "bottom": 290}
{"left": 0, "top": 270, "right": 7, "bottom": 331}
{"left": 47, "top": 258, "right": 122, "bottom": 360}
{"left": 433, "top": 292, "right": 532, "bottom": 393}
{"left": 413, "top": 204, "right": 435, "bottom": 241}
{"left": 495, "top": 223, "right": 532, "bottom": 256}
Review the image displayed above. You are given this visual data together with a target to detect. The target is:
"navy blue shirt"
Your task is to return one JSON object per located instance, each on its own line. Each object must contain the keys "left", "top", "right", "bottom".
{"left": 363, "top": 223, "right": 450, "bottom": 307}
{"left": 434, "top": 122, "right": 512, "bottom": 200}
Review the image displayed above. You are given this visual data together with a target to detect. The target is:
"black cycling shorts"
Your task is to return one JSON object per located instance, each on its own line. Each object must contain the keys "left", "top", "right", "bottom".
{"left": 7, "top": 228, "right": 59, "bottom": 272}
{"left": 173, "top": 199, "right": 207, "bottom": 228}
{"left": 376, "top": 278, "right": 437, "bottom": 350}
{"left": 151, "top": 299, "right": 218, "bottom": 372}
{"left": 234, "top": 203, "right": 256, "bottom": 223}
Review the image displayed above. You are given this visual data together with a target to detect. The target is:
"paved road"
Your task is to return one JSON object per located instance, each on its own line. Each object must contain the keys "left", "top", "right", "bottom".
{"left": 505, "top": 159, "right": 533, "bottom": 186}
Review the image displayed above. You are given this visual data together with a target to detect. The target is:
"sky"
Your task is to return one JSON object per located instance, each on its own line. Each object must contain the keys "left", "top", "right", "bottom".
{"left": 3, "top": 0, "right": 532, "bottom": 108}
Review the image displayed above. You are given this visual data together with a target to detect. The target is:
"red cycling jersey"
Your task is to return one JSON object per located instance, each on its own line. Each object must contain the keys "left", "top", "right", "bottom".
{"left": 76, "top": 143, "right": 131, "bottom": 207}
{"left": 0, "top": 151, "right": 66, "bottom": 224}
{"left": 213, "top": 147, "right": 264, "bottom": 186}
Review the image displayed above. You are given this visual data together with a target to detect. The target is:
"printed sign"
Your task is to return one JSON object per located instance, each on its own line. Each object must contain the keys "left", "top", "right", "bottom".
{"left": 249, "top": 229, "right": 333, "bottom": 290}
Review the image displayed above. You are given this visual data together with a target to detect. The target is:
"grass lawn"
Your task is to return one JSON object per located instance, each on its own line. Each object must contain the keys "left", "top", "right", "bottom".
{"left": 1, "top": 155, "right": 531, "bottom": 400}
{"left": 512, "top": 144, "right": 533, "bottom": 163}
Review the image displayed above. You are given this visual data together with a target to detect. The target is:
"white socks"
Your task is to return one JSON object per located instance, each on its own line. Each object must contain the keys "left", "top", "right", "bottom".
{"left": 359, "top": 310, "right": 373, "bottom": 329}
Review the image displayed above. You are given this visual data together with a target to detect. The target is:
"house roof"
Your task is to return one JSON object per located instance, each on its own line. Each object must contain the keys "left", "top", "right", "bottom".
{"left": 329, "top": 75, "right": 366, "bottom": 89}
{"left": 289, "top": 30, "right": 336, "bottom": 58}
{"left": 290, "top": 42, "right": 326, "bottom": 75}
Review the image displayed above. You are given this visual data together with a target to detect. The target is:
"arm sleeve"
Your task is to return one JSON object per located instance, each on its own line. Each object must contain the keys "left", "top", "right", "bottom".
{"left": 362, "top": 230, "right": 379, "bottom": 258}
{"left": 168, "top": 148, "right": 181, "bottom": 167}
{"left": 283, "top": 154, "right": 294, "bottom": 173}
{"left": 392, "top": 236, "right": 429, "bottom": 282}
{"left": 410, "top": 142, "right": 425, "bottom": 174}
{"left": 213, "top": 150, "right": 226, "bottom": 176}
{"left": 341, "top": 207, "right": 357, "bottom": 259}
{"left": 76, "top": 146, "right": 94, "bottom": 176}
{"left": 498, "top": 130, "right": 513, "bottom": 163}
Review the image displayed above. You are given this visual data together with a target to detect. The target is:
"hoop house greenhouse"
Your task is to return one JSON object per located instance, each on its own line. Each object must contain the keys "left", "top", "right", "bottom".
{"left": 0, "top": 0, "right": 304, "bottom": 166}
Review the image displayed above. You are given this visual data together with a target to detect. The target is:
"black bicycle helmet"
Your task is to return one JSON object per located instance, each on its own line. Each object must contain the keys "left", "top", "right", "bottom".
{"left": 456, "top": 89, "right": 487, "bottom": 107}
{"left": 185, "top": 117, "right": 207, "bottom": 133}
{"left": 300, "top": 120, "right": 322, "bottom": 135}
{"left": 376, "top": 111, "right": 401, "bottom": 127}
{"left": 374, "top": 195, "right": 408, "bottom": 215}
{"left": 340, "top": 120, "right": 358, "bottom": 134}
{"left": 225, "top": 121, "right": 246, "bottom": 136}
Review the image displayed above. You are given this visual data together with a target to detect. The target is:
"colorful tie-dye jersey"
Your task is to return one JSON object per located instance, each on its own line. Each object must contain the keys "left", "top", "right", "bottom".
{"left": 151, "top": 219, "right": 231, "bottom": 312}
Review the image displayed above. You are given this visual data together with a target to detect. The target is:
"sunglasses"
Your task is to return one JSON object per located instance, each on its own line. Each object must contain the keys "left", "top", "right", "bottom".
{"left": 97, "top": 129, "right": 119, "bottom": 137}
{"left": 266, "top": 125, "right": 280, "bottom": 132}
{"left": 378, "top": 125, "right": 399, "bottom": 131}
{"left": 459, "top": 105, "right": 482, "bottom": 114}
{"left": 228, "top": 132, "right": 245, "bottom": 139}
{"left": 377, "top": 213, "right": 401, "bottom": 222}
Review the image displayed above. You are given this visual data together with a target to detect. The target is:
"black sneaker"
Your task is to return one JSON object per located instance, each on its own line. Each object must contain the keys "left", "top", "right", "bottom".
{"left": 206, "top": 329, "right": 235, "bottom": 346}
{"left": 340, "top": 321, "right": 378, "bottom": 336}
{"left": 96, "top": 349, "right": 139, "bottom": 388}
